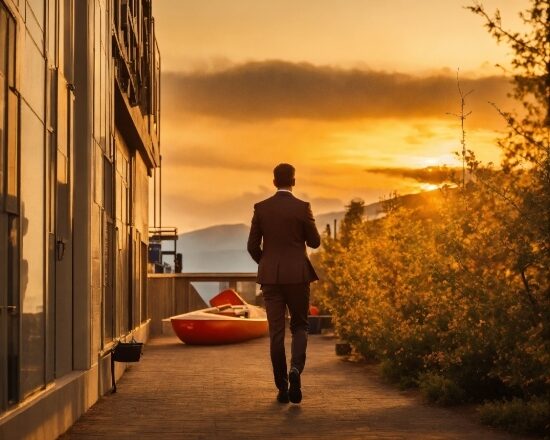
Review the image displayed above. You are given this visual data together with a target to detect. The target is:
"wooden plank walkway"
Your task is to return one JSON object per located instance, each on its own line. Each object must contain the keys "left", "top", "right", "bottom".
{"left": 61, "top": 334, "right": 524, "bottom": 440}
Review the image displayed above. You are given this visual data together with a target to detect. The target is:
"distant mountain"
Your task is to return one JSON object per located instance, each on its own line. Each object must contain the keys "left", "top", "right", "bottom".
{"left": 176, "top": 224, "right": 256, "bottom": 273}
{"left": 179, "top": 223, "right": 250, "bottom": 253}
{"left": 175, "top": 190, "right": 443, "bottom": 273}
{"left": 317, "top": 190, "right": 445, "bottom": 229}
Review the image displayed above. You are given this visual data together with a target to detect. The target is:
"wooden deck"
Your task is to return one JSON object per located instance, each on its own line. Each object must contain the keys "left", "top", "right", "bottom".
{"left": 60, "top": 334, "right": 522, "bottom": 440}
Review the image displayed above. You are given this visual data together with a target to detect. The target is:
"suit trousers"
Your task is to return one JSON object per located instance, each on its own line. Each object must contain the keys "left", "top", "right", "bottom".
{"left": 261, "top": 283, "right": 310, "bottom": 390}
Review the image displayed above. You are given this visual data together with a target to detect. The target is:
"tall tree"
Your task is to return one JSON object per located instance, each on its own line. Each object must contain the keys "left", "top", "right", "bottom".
{"left": 469, "top": 0, "right": 549, "bottom": 329}
{"left": 340, "top": 198, "right": 365, "bottom": 247}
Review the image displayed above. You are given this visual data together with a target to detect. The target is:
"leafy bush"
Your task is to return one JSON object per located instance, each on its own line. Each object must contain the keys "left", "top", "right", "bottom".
{"left": 478, "top": 398, "right": 550, "bottom": 436}
{"left": 311, "top": 1, "right": 550, "bottom": 434}
{"left": 315, "top": 182, "right": 550, "bottom": 403}
{"left": 419, "top": 372, "right": 466, "bottom": 406}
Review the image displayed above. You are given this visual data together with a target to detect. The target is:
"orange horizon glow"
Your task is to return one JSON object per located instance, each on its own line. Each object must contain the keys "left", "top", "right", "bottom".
{"left": 153, "top": 0, "right": 529, "bottom": 232}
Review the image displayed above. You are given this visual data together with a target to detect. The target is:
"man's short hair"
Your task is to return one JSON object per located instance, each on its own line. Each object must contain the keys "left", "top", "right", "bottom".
{"left": 273, "top": 163, "right": 295, "bottom": 188}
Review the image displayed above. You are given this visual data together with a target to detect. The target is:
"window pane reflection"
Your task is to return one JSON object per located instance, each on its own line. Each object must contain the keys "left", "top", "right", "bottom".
{"left": 0, "top": 74, "right": 5, "bottom": 203}
{"left": 8, "top": 214, "right": 20, "bottom": 404}
{"left": 27, "top": 0, "right": 45, "bottom": 29}
{"left": 22, "top": 31, "right": 45, "bottom": 122}
{"left": 6, "top": 90, "right": 18, "bottom": 212}
{"left": 20, "top": 102, "right": 45, "bottom": 397}
{"left": 0, "top": 7, "right": 5, "bottom": 204}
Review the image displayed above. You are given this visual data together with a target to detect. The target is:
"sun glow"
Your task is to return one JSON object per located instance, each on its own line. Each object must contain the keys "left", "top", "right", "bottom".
{"left": 419, "top": 183, "right": 441, "bottom": 192}
{"left": 415, "top": 154, "right": 459, "bottom": 168}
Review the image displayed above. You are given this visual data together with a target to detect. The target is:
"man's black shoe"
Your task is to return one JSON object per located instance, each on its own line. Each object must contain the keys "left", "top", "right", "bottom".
{"left": 288, "top": 367, "right": 302, "bottom": 403}
{"left": 277, "top": 388, "right": 289, "bottom": 403}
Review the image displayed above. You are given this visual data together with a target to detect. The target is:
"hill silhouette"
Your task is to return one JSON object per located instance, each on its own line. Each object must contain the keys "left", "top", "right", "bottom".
{"left": 177, "top": 190, "right": 442, "bottom": 273}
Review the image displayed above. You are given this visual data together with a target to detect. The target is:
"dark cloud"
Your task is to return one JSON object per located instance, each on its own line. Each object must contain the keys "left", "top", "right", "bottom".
{"left": 162, "top": 61, "right": 513, "bottom": 127}
{"left": 163, "top": 144, "right": 272, "bottom": 171}
{"left": 366, "top": 166, "right": 461, "bottom": 184}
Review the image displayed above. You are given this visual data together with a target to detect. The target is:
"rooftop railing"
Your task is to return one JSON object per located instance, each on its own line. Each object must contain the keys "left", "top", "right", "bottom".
{"left": 113, "top": 0, "right": 161, "bottom": 164}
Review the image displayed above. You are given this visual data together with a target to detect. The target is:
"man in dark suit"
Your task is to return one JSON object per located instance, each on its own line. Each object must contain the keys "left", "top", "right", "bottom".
{"left": 247, "top": 163, "right": 321, "bottom": 404}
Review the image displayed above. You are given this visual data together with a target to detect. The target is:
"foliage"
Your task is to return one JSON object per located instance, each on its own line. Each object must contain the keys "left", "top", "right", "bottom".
{"left": 478, "top": 397, "right": 550, "bottom": 436}
{"left": 419, "top": 372, "right": 466, "bottom": 406}
{"left": 315, "top": 168, "right": 550, "bottom": 420}
{"left": 339, "top": 198, "right": 365, "bottom": 247}
{"left": 312, "top": 2, "right": 550, "bottom": 435}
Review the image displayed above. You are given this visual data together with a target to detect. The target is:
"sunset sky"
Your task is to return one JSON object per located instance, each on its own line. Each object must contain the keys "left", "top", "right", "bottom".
{"left": 153, "top": 0, "right": 528, "bottom": 232}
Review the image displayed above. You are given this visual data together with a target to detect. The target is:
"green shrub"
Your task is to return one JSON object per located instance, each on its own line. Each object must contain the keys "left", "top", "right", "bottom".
{"left": 478, "top": 397, "right": 550, "bottom": 436}
{"left": 379, "top": 359, "right": 417, "bottom": 389}
{"left": 312, "top": 2, "right": 550, "bottom": 437}
{"left": 419, "top": 372, "right": 466, "bottom": 405}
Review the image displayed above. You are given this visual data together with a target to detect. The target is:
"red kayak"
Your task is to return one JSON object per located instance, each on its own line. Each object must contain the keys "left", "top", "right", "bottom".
{"left": 169, "top": 289, "right": 268, "bottom": 345}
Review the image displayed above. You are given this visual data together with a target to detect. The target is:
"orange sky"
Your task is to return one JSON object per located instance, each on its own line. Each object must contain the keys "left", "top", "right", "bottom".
{"left": 153, "top": 0, "right": 528, "bottom": 232}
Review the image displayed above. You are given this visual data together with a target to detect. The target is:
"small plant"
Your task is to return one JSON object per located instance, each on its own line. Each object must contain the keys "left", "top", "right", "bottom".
{"left": 478, "top": 397, "right": 550, "bottom": 436}
{"left": 419, "top": 372, "right": 466, "bottom": 406}
{"left": 379, "top": 359, "right": 417, "bottom": 389}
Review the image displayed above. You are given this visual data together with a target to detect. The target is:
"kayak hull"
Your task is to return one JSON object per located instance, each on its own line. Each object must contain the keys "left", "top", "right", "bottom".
{"left": 170, "top": 289, "right": 268, "bottom": 345}
{"left": 171, "top": 316, "right": 268, "bottom": 345}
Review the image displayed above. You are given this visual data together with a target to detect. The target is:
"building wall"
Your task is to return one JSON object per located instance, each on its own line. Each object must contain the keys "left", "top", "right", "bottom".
{"left": 0, "top": 1, "right": 160, "bottom": 438}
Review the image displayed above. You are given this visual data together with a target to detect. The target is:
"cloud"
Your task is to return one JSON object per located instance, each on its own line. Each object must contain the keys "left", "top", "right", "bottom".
{"left": 298, "top": 194, "right": 344, "bottom": 214}
{"left": 162, "top": 142, "right": 272, "bottom": 171}
{"left": 366, "top": 166, "right": 462, "bottom": 184}
{"left": 404, "top": 123, "right": 439, "bottom": 145}
{"left": 162, "top": 61, "right": 513, "bottom": 127}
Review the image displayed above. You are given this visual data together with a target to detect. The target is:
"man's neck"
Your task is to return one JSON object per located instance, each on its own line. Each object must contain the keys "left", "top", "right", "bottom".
{"left": 277, "top": 187, "right": 293, "bottom": 193}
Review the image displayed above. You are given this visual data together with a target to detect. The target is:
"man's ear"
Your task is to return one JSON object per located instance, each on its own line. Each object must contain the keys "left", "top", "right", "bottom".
{"left": 291, "top": 178, "right": 296, "bottom": 186}
{"left": 273, "top": 179, "right": 277, "bottom": 188}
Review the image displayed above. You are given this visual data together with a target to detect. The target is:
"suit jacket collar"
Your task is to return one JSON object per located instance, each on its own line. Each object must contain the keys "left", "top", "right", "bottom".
{"left": 275, "top": 190, "right": 294, "bottom": 197}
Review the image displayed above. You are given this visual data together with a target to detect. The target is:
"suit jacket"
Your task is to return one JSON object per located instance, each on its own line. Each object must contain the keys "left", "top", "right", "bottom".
{"left": 247, "top": 191, "right": 321, "bottom": 284}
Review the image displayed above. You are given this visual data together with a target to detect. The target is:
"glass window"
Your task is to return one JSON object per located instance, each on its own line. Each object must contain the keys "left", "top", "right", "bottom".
{"left": 7, "top": 14, "right": 14, "bottom": 88}
{"left": 47, "top": 0, "right": 57, "bottom": 65}
{"left": 93, "top": 1, "right": 100, "bottom": 142}
{"left": 62, "top": 0, "right": 73, "bottom": 81}
{"left": 100, "top": 46, "right": 106, "bottom": 149}
{"left": 6, "top": 90, "right": 18, "bottom": 213}
{"left": 103, "top": 214, "right": 114, "bottom": 342}
{"left": 0, "top": 6, "right": 16, "bottom": 212}
{"left": 104, "top": 157, "right": 113, "bottom": 217}
{"left": 103, "top": 157, "right": 114, "bottom": 342}
{"left": 27, "top": 0, "right": 45, "bottom": 30}
{"left": 94, "top": 143, "right": 103, "bottom": 206}
{"left": 0, "top": 76, "right": 4, "bottom": 206}
{"left": 0, "top": 7, "right": 6, "bottom": 206}
{"left": 0, "top": 2, "right": 19, "bottom": 410}
{"left": 140, "top": 241, "right": 146, "bottom": 323}
{"left": 0, "top": 7, "right": 7, "bottom": 75}
{"left": 19, "top": 101, "right": 46, "bottom": 397}
{"left": 7, "top": 214, "right": 20, "bottom": 405}
{"left": 48, "top": 132, "right": 55, "bottom": 234}
{"left": 22, "top": 31, "right": 45, "bottom": 122}
{"left": 25, "top": 8, "right": 44, "bottom": 51}
{"left": 47, "top": 67, "right": 57, "bottom": 132}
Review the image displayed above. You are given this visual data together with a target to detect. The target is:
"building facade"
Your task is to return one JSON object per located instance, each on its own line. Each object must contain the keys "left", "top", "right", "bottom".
{"left": 0, "top": 0, "right": 160, "bottom": 438}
